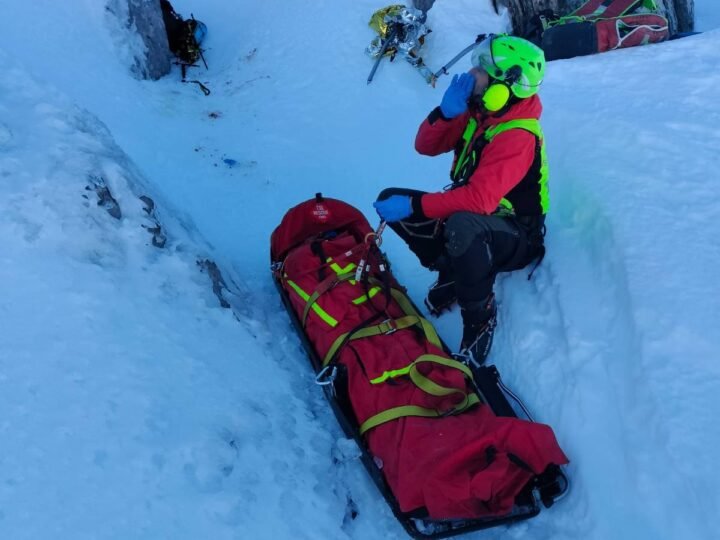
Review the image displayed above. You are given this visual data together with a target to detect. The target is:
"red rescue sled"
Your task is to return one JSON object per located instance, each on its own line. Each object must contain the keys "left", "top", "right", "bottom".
{"left": 271, "top": 194, "right": 569, "bottom": 538}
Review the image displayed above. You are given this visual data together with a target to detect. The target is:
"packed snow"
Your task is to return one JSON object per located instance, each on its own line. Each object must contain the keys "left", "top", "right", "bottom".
{"left": 1, "top": 0, "right": 718, "bottom": 539}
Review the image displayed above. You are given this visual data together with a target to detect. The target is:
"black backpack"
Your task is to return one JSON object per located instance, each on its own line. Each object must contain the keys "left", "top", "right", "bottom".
{"left": 160, "top": 0, "right": 203, "bottom": 65}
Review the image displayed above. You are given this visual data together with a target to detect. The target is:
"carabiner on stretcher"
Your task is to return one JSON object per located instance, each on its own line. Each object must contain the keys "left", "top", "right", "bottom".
{"left": 315, "top": 365, "right": 338, "bottom": 386}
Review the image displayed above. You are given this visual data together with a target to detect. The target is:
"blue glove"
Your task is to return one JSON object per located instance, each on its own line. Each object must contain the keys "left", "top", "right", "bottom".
{"left": 440, "top": 73, "right": 475, "bottom": 119}
{"left": 373, "top": 195, "right": 412, "bottom": 223}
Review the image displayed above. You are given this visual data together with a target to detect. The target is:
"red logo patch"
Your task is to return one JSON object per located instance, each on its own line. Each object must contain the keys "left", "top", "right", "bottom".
{"left": 312, "top": 203, "right": 330, "bottom": 224}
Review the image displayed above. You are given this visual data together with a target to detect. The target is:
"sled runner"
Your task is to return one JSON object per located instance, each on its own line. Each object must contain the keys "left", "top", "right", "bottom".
{"left": 270, "top": 195, "right": 569, "bottom": 538}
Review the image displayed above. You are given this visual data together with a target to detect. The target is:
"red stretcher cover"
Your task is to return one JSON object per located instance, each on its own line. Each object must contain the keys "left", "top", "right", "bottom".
{"left": 271, "top": 196, "right": 568, "bottom": 520}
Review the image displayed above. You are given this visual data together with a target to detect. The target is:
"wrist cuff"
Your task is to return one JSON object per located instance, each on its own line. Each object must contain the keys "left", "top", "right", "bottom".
{"left": 411, "top": 194, "right": 426, "bottom": 218}
{"left": 428, "top": 106, "right": 450, "bottom": 125}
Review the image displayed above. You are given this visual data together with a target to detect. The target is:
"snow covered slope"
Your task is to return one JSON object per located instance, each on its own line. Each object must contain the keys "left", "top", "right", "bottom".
{"left": 1, "top": 0, "right": 719, "bottom": 539}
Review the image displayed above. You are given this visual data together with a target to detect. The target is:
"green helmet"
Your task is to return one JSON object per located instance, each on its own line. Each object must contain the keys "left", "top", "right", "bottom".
{"left": 471, "top": 34, "right": 546, "bottom": 99}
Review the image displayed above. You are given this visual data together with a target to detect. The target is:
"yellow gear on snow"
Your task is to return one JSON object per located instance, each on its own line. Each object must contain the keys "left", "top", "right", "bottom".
{"left": 368, "top": 5, "right": 406, "bottom": 39}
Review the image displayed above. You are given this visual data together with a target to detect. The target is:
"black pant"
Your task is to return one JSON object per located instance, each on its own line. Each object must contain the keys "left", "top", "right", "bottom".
{"left": 377, "top": 188, "right": 544, "bottom": 306}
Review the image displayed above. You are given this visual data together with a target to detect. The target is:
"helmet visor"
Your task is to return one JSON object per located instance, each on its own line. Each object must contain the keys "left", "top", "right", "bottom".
{"left": 471, "top": 35, "right": 503, "bottom": 79}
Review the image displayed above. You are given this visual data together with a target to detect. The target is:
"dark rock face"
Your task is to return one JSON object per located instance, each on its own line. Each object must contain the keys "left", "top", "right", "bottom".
{"left": 128, "top": 0, "right": 172, "bottom": 79}
{"left": 497, "top": 0, "right": 694, "bottom": 36}
{"left": 654, "top": 0, "right": 694, "bottom": 33}
{"left": 413, "top": 0, "right": 437, "bottom": 12}
{"left": 108, "top": 0, "right": 172, "bottom": 80}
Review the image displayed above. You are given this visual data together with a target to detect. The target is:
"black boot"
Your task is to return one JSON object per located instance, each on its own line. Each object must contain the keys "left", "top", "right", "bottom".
{"left": 424, "top": 256, "right": 457, "bottom": 315}
{"left": 459, "top": 294, "right": 497, "bottom": 366}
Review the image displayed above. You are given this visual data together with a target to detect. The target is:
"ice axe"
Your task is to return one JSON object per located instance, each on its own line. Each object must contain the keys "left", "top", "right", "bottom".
{"left": 367, "top": 25, "right": 400, "bottom": 84}
{"left": 432, "top": 34, "right": 488, "bottom": 83}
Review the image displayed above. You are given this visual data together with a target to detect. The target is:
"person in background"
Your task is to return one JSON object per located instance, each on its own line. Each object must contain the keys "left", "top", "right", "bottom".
{"left": 374, "top": 34, "right": 549, "bottom": 365}
{"left": 413, "top": 0, "right": 436, "bottom": 20}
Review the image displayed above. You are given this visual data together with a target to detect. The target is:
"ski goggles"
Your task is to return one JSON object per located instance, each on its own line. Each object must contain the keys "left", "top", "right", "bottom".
{"left": 470, "top": 34, "right": 504, "bottom": 79}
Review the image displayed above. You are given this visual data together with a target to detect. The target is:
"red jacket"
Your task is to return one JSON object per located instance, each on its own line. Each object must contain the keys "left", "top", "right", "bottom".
{"left": 415, "top": 96, "right": 542, "bottom": 220}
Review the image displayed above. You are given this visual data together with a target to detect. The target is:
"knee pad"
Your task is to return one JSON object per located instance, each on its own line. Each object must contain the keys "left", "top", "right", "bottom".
{"left": 444, "top": 212, "right": 491, "bottom": 257}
